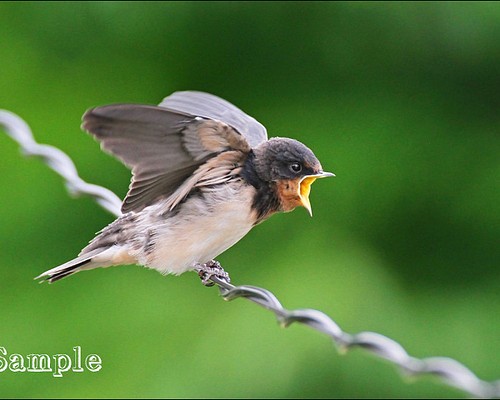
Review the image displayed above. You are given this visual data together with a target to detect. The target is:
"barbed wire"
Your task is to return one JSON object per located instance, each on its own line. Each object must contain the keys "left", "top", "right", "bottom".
{"left": 1, "top": 109, "right": 499, "bottom": 398}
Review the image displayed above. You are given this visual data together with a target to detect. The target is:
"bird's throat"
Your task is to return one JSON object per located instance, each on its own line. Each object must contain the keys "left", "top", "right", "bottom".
{"left": 275, "top": 179, "right": 303, "bottom": 212}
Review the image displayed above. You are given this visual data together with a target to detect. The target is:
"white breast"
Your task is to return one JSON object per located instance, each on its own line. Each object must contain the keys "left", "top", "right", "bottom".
{"left": 134, "top": 183, "right": 256, "bottom": 275}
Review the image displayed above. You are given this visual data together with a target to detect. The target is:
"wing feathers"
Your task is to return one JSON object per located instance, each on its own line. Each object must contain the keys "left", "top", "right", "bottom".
{"left": 82, "top": 92, "right": 260, "bottom": 213}
{"left": 160, "top": 91, "right": 267, "bottom": 148}
{"left": 157, "top": 151, "right": 244, "bottom": 213}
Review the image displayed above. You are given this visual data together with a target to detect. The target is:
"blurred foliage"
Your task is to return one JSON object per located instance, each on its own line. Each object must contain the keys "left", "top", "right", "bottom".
{"left": 0, "top": 1, "right": 499, "bottom": 398}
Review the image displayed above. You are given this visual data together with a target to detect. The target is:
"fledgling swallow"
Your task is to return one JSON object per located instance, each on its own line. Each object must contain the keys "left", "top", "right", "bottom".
{"left": 36, "top": 91, "right": 334, "bottom": 283}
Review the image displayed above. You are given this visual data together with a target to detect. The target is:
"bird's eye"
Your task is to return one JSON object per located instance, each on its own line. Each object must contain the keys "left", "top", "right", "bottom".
{"left": 290, "top": 162, "right": 302, "bottom": 173}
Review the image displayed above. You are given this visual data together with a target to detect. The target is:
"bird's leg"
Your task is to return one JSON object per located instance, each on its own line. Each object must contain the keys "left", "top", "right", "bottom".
{"left": 195, "top": 260, "right": 231, "bottom": 286}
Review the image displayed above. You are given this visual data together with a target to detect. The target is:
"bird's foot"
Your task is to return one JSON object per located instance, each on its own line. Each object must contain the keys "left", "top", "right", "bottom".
{"left": 196, "top": 260, "right": 231, "bottom": 286}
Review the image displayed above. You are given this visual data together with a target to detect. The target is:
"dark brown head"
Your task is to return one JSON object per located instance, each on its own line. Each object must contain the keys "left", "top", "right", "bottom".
{"left": 243, "top": 137, "right": 334, "bottom": 219}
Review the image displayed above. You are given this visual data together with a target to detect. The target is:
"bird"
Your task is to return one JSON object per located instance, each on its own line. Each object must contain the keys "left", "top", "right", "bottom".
{"left": 36, "top": 91, "right": 334, "bottom": 283}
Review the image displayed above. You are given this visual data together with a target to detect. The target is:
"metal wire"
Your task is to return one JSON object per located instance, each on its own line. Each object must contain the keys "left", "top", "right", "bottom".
{"left": 208, "top": 275, "right": 500, "bottom": 398}
{"left": 2, "top": 109, "right": 499, "bottom": 398}
{"left": 0, "top": 110, "right": 123, "bottom": 216}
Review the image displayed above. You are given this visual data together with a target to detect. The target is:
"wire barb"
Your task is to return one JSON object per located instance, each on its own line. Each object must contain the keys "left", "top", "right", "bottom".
{"left": 2, "top": 109, "right": 499, "bottom": 398}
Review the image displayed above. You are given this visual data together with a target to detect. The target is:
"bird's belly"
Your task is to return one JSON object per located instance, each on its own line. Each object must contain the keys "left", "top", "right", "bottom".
{"left": 138, "top": 185, "right": 256, "bottom": 275}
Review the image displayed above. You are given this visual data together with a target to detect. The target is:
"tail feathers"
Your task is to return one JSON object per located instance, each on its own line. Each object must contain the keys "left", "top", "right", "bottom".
{"left": 35, "top": 249, "right": 107, "bottom": 283}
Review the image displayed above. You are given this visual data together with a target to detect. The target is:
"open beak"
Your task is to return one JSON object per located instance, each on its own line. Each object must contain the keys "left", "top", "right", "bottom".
{"left": 299, "top": 171, "right": 335, "bottom": 216}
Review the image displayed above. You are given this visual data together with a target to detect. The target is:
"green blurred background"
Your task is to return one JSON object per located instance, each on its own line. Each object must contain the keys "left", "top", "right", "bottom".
{"left": 0, "top": 1, "right": 499, "bottom": 398}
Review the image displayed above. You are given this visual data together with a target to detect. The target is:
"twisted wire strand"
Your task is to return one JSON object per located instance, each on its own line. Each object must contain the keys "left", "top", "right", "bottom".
{"left": 0, "top": 110, "right": 123, "bottom": 217}
{"left": 208, "top": 277, "right": 499, "bottom": 398}
{"left": 2, "top": 109, "right": 499, "bottom": 398}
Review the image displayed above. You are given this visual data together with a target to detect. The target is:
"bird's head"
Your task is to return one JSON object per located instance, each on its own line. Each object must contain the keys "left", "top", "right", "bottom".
{"left": 252, "top": 137, "right": 334, "bottom": 216}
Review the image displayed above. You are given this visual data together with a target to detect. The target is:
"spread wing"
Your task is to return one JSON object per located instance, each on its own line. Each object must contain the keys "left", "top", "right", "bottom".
{"left": 159, "top": 91, "right": 267, "bottom": 148}
{"left": 82, "top": 91, "right": 267, "bottom": 214}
